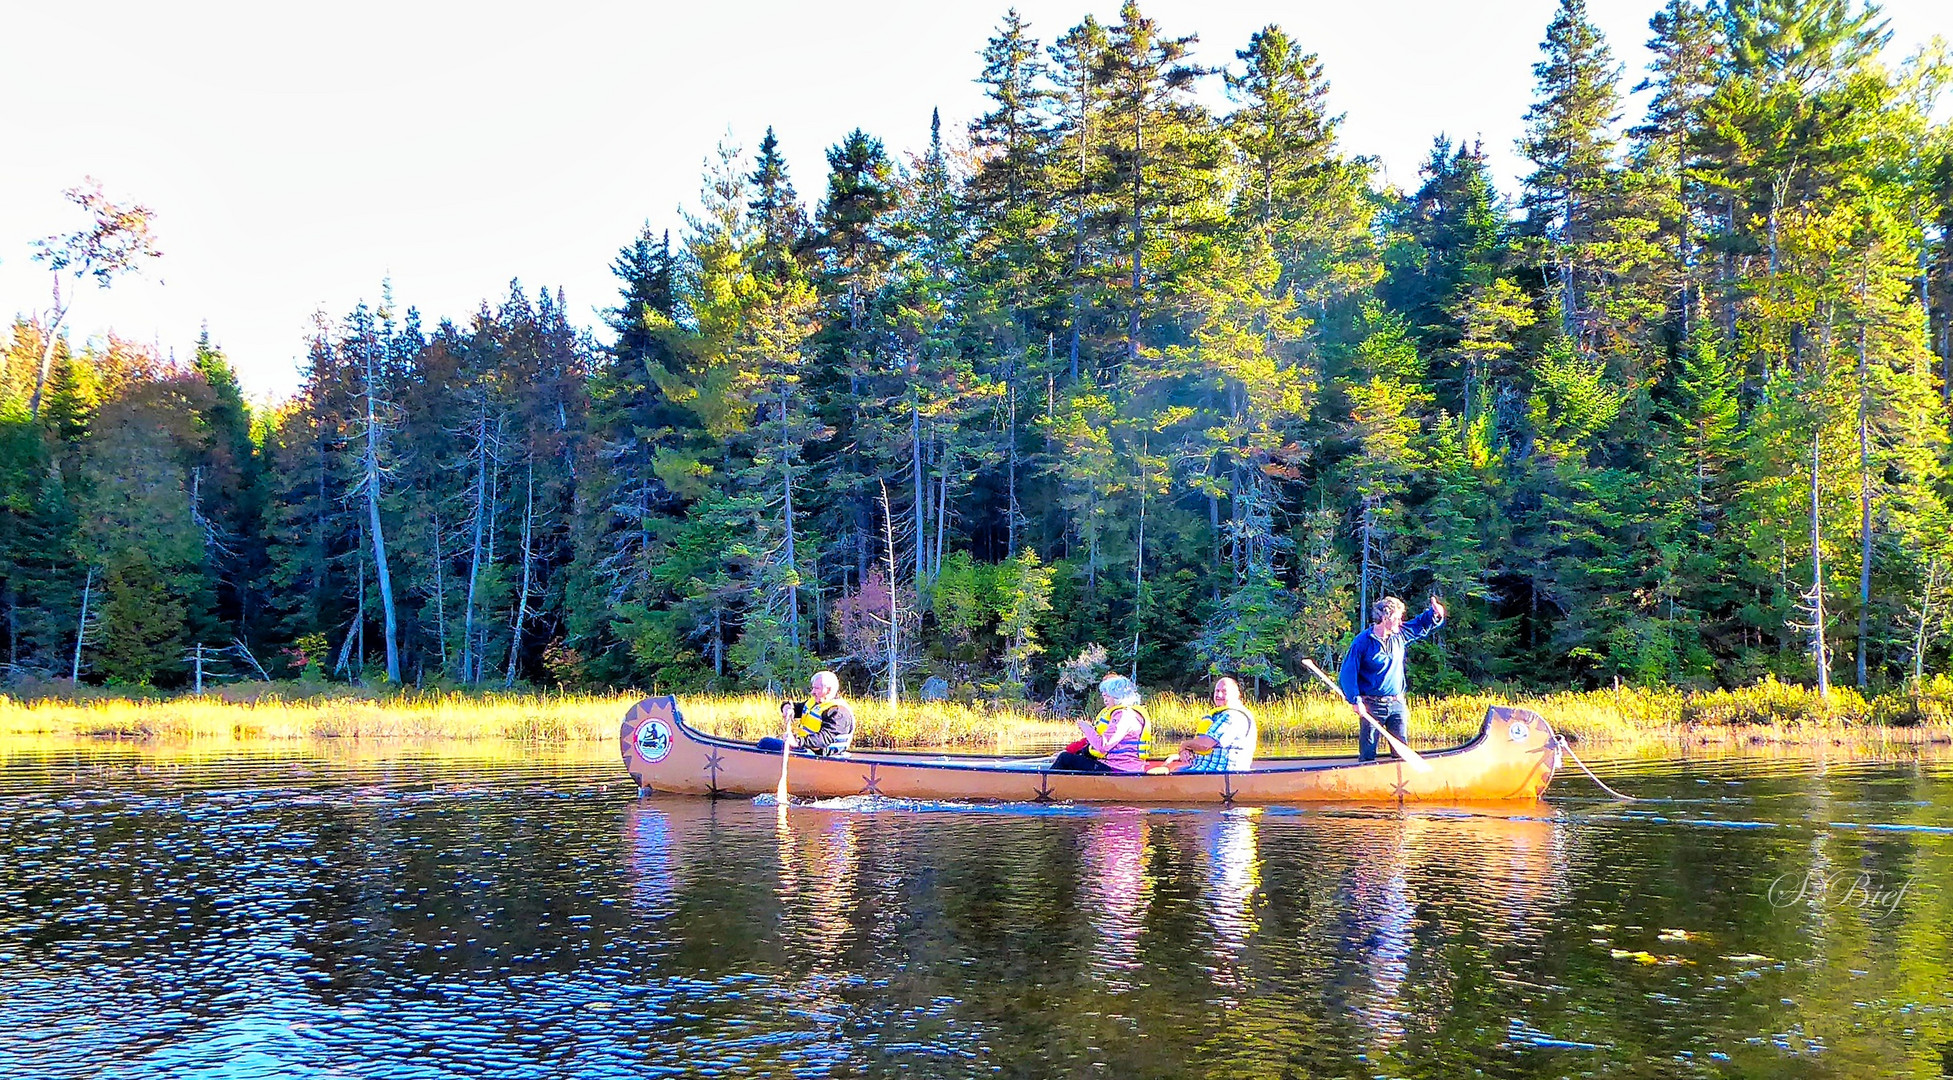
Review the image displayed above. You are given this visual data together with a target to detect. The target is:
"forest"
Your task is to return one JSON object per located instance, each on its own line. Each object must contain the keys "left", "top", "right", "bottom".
{"left": 3, "top": 0, "right": 1951, "bottom": 700}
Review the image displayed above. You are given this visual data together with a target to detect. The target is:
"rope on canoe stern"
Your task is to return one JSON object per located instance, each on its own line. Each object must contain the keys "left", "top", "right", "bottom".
{"left": 1554, "top": 733, "right": 1638, "bottom": 801}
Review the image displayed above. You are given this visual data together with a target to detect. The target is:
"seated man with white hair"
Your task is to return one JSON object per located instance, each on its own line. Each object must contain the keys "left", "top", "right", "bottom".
{"left": 1050, "top": 674, "right": 1150, "bottom": 774}
{"left": 758, "top": 670, "right": 856, "bottom": 756}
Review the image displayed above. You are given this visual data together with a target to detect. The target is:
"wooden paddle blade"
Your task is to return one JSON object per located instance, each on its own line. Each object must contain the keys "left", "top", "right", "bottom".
{"left": 1381, "top": 730, "right": 1433, "bottom": 772}
{"left": 1299, "top": 658, "right": 1432, "bottom": 772}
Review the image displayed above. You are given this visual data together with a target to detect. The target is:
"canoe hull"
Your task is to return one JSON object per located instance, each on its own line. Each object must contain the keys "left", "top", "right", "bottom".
{"left": 619, "top": 697, "right": 1561, "bottom": 804}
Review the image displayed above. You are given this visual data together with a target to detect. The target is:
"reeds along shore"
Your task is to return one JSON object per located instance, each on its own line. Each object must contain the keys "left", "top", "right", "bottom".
{"left": 2, "top": 676, "right": 1952, "bottom": 750}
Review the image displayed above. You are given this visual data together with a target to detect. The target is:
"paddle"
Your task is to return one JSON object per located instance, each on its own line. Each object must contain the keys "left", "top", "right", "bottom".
{"left": 775, "top": 707, "right": 792, "bottom": 807}
{"left": 1299, "top": 658, "right": 1431, "bottom": 772}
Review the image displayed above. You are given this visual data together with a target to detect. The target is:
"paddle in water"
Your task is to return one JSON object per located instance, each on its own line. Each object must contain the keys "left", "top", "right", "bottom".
{"left": 1300, "top": 657, "right": 1432, "bottom": 772}
{"left": 775, "top": 710, "right": 792, "bottom": 807}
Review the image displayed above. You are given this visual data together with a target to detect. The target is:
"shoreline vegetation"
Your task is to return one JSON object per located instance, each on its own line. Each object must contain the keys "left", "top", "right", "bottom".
{"left": 3, "top": 678, "right": 1950, "bottom": 754}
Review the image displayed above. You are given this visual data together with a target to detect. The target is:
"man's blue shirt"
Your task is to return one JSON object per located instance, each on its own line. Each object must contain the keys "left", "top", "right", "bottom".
{"left": 1338, "top": 609, "right": 1443, "bottom": 702}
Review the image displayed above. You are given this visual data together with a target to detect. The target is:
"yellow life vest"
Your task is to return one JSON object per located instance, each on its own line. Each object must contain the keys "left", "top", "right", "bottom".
{"left": 795, "top": 699, "right": 847, "bottom": 738}
{"left": 1090, "top": 703, "right": 1152, "bottom": 759}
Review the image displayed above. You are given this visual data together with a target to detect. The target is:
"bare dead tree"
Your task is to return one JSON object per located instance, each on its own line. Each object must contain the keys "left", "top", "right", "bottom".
{"left": 28, "top": 180, "right": 162, "bottom": 419}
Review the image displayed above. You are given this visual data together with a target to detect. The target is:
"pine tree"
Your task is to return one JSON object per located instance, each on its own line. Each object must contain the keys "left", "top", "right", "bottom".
{"left": 1094, "top": 0, "right": 1215, "bottom": 365}
{"left": 749, "top": 127, "right": 809, "bottom": 281}
{"left": 1520, "top": 0, "right": 1625, "bottom": 345}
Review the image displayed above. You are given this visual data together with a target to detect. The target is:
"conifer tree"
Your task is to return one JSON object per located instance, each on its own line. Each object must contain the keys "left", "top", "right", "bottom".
{"left": 1521, "top": 0, "right": 1625, "bottom": 345}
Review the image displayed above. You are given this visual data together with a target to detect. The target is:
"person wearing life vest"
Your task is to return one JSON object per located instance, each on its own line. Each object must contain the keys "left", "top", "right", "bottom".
{"left": 759, "top": 670, "right": 855, "bottom": 757}
{"left": 1163, "top": 676, "right": 1257, "bottom": 773}
{"left": 1051, "top": 674, "right": 1149, "bottom": 773}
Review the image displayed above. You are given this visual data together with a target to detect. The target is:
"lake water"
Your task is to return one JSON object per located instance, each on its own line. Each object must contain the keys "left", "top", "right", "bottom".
{"left": 1, "top": 742, "right": 1949, "bottom": 1078}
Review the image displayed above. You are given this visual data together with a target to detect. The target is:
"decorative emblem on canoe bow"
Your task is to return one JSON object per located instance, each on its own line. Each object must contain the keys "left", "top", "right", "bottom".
{"left": 636, "top": 718, "right": 673, "bottom": 764}
{"left": 1033, "top": 772, "right": 1055, "bottom": 803}
{"left": 861, "top": 762, "right": 883, "bottom": 797}
{"left": 702, "top": 749, "right": 725, "bottom": 795}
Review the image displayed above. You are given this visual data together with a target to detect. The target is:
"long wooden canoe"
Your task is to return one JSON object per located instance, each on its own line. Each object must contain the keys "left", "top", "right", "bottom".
{"left": 619, "top": 696, "right": 1563, "bottom": 804}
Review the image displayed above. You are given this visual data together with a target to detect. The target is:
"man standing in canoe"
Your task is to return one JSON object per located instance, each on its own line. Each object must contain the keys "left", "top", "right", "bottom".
{"left": 1337, "top": 596, "right": 1446, "bottom": 761}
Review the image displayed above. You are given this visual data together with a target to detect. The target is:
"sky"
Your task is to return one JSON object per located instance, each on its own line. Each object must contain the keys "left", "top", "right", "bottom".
{"left": 3, "top": 0, "right": 1948, "bottom": 399}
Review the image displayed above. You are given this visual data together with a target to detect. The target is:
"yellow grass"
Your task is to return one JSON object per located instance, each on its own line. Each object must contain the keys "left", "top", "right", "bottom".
{"left": 2, "top": 675, "right": 1948, "bottom": 753}
{"left": 0, "top": 690, "right": 633, "bottom": 744}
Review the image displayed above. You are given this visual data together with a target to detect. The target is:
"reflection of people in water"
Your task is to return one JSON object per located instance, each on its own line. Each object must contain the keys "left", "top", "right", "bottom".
{"left": 1329, "top": 818, "right": 1411, "bottom": 1048}
{"left": 760, "top": 670, "right": 855, "bottom": 756}
{"left": 1200, "top": 811, "right": 1262, "bottom": 971}
{"left": 1333, "top": 813, "right": 1566, "bottom": 1048}
{"left": 1078, "top": 809, "right": 1151, "bottom": 983}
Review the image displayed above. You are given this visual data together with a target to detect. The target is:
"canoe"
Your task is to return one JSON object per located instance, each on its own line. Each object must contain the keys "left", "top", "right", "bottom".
{"left": 619, "top": 696, "right": 1563, "bottom": 804}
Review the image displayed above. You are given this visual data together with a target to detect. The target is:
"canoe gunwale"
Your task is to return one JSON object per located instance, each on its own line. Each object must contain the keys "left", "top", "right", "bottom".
{"left": 654, "top": 699, "right": 1499, "bottom": 775}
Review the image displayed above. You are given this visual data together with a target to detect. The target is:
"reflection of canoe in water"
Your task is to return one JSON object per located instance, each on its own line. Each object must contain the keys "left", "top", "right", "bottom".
{"left": 620, "top": 696, "right": 1562, "bottom": 803}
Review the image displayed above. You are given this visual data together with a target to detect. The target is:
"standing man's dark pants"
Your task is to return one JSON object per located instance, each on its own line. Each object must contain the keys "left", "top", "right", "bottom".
{"left": 1357, "top": 695, "right": 1409, "bottom": 762}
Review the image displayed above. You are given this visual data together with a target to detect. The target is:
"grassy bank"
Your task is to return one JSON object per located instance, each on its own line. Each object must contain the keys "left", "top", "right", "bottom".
{"left": 3, "top": 676, "right": 1951, "bottom": 751}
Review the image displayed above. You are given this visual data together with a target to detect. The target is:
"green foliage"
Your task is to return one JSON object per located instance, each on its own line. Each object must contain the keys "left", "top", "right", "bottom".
{"left": 6, "top": 3, "right": 1952, "bottom": 703}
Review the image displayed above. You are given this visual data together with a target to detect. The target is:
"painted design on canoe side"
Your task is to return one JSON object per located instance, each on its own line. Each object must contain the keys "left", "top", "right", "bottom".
{"left": 703, "top": 749, "right": 725, "bottom": 797}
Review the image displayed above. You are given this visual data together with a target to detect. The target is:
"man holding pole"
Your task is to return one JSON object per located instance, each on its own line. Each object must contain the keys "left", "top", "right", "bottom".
{"left": 1336, "top": 596, "right": 1445, "bottom": 762}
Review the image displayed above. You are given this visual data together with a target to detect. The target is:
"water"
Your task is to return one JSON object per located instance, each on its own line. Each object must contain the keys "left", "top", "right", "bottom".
{"left": 1, "top": 742, "right": 1949, "bottom": 1078}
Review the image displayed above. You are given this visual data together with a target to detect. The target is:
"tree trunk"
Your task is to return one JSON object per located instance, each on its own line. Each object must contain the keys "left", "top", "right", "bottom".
{"left": 356, "top": 534, "right": 366, "bottom": 680}
{"left": 70, "top": 566, "right": 93, "bottom": 683}
{"left": 912, "top": 395, "right": 926, "bottom": 588}
{"left": 28, "top": 281, "right": 69, "bottom": 422}
{"left": 1914, "top": 559, "right": 1941, "bottom": 683}
{"left": 505, "top": 458, "right": 535, "bottom": 688}
{"left": 1069, "top": 80, "right": 1089, "bottom": 383}
{"left": 462, "top": 406, "right": 493, "bottom": 684}
{"left": 1360, "top": 498, "right": 1373, "bottom": 621}
{"left": 1007, "top": 355, "right": 1019, "bottom": 558}
{"left": 1811, "top": 430, "right": 1830, "bottom": 700}
{"left": 935, "top": 442, "right": 949, "bottom": 580}
{"left": 1562, "top": 185, "right": 1578, "bottom": 341}
{"left": 881, "top": 482, "right": 900, "bottom": 707}
{"left": 481, "top": 443, "right": 501, "bottom": 683}
{"left": 363, "top": 343, "right": 401, "bottom": 684}
{"left": 1855, "top": 287, "right": 1873, "bottom": 690}
{"left": 430, "top": 503, "right": 448, "bottom": 670}
{"left": 1127, "top": 108, "right": 1144, "bottom": 364}
{"left": 781, "top": 383, "right": 801, "bottom": 650}
{"left": 1086, "top": 488, "right": 1099, "bottom": 591}
{"left": 1131, "top": 459, "right": 1145, "bottom": 683}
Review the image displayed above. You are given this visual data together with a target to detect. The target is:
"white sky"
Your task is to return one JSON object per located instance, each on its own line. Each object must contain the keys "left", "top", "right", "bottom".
{"left": 3, "top": 0, "right": 1948, "bottom": 399}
